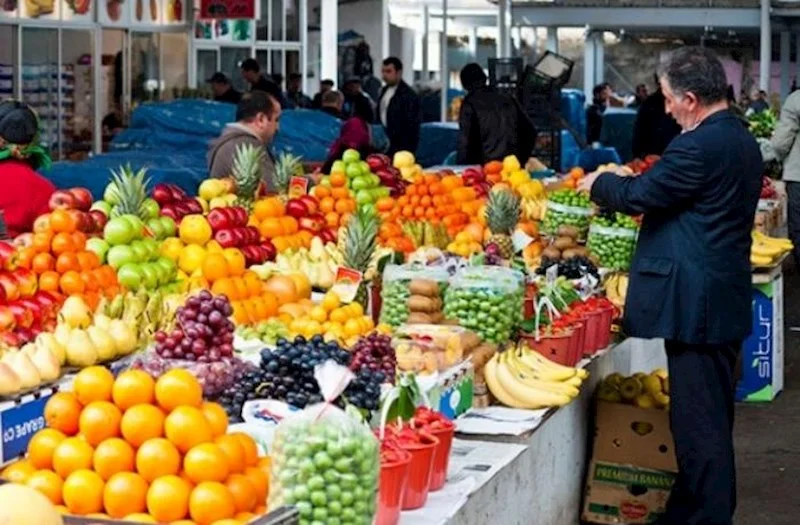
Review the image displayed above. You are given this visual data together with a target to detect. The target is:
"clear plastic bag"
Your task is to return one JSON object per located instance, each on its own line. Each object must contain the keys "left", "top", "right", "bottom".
{"left": 380, "top": 264, "right": 451, "bottom": 327}
{"left": 269, "top": 361, "right": 380, "bottom": 524}
{"left": 587, "top": 223, "right": 638, "bottom": 270}
{"left": 442, "top": 266, "right": 524, "bottom": 344}
{"left": 542, "top": 200, "right": 595, "bottom": 240}
{"left": 393, "top": 324, "right": 481, "bottom": 373}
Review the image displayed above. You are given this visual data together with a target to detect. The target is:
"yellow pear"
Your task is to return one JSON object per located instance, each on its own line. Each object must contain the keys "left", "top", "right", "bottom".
{"left": 53, "top": 324, "right": 72, "bottom": 348}
{"left": 108, "top": 320, "right": 138, "bottom": 355}
{"left": 4, "top": 351, "right": 41, "bottom": 389}
{"left": 31, "top": 345, "right": 60, "bottom": 382}
{"left": 87, "top": 326, "right": 117, "bottom": 362}
{"left": 93, "top": 313, "right": 112, "bottom": 331}
{"left": 0, "top": 362, "right": 21, "bottom": 396}
{"left": 36, "top": 333, "right": 65, "bottom": 366}
{"left": 65, "top": 329, "right": 98, "bottom": 368}
{"left": 20, "top": 343, "right": 36, "bottom": 359}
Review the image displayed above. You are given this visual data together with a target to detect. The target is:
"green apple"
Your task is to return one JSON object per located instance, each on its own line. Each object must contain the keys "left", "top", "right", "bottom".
{"left": 146, "top": 218, "right": 166, "bottom": 240}
{"left": 358, "top": 161, "right": 371, "bottom": 176}
{"left": 149, "top": 261, "right": 168, "bottom": 285}
{"left": 355, "top": 189, "right": 373, "bottom": 205}
{"left": 140, "top": 198, "right": 160, "bottom": 220}
{"left": 85, "top": 238, "right": 110, "bottom": 263}
{"left": 375, "top": 187, "right": 391, "bottom": 198}
{"left": 139, "top": 264, "right": 159, "bottom": 290}
{"left": 351, "top": 176, "right": 370, "bottom": 192}
{"left": 331, "top": 160, "right": 346, "bottom": 174}
{"left": 360, "top": 202, "right": 377, "bottom": 216}
{"left": 103, "top": 216, "right": 138, "bottom": 246}
{"left": 369, "top": 174, "right": 380, "bottom": 187}
{"left": 130, "top": 240, "right": 149, "bottom": 263}
{"left": 319, "top": 176, "right": 332, "bottom": 187}
{"left": 159, "top": 216, "right": 176, "bottom": 237}
{"left": 117, "top": 263, "right": 144, "bottom": 290}
{"left": 103, "top": 182, "right": 120, "bottom": 206}
{"left": 342, "top": 149, "right": 361, "bottom": 164}
{"left": 155, "top": 257, "right": 177, "bottom": 278}
{"left": 127, "top": 216, "right": 146, "bottom": 237}
{"left": 107, "top": 245, "right": 136, "bottom": 270}
{"left": 90, "top": 200, "right": 112, "bottom": 216}
{"left": 141, "top": 238, "right": 159, "bottom": 260}
{"left": 345, "top": 163, "right": 362, "bottom": 179}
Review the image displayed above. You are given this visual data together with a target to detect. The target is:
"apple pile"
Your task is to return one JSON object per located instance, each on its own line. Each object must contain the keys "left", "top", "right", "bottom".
{"left": 151, "top": 182, "right": 205, "bottom": 222}
{"left": 323, "top": 149, "right": 393, "bottom": 215}
{"left": 46, "top": 187, "right": 106, "bottom": 236}
{"left": 100, "top": 215, "right": 179, "bottom": 292}
{"left": 207, "top": 206, "right": 276, "bottom": 266}
{"left": 284, "top": 196, "right": 337, "bottom": 245}
{"left": 366, "top": 153, "right": 408, "bottom": 197}
{"left": 459, "top": 166, "right": 491, "bottom": 198}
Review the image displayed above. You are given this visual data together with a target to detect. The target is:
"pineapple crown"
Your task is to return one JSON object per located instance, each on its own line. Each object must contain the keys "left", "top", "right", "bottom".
{"left": 110, "top": 164, "right": 150, "bottom": 217}
{"left": 486, "top": 189, "right": 521, "bottom": 235}
{"left": 342, "top": 208, "right": 378, "bottom": 272}
{"left": 274, "top": 152, "right": 304, "bottom": 193}
{"left": 231, "top": 143, "right": 265, "bottom": 202}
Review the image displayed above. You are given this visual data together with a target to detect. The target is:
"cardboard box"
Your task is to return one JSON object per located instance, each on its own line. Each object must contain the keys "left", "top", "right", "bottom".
{"left": 583, "top": 401, "right": 677, "bottom": 524}
{"left": 736, "top": 271, "right": 785, "bottom": 402}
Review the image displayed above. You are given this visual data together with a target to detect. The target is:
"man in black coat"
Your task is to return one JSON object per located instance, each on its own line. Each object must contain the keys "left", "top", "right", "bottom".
{"left": 240, "top": 58, "right": 286, "bottom": 108}
{"left": 580, "top": 47, "right": 762, "bottom": 525}
{"left": 377, "top": 57, "right": 421, "bottom": 157}
{"left": 456, "top": 63, "right": 536, "bottom": 165}
{"left": 631, "top": 76, "right": 681, "bottom": 159}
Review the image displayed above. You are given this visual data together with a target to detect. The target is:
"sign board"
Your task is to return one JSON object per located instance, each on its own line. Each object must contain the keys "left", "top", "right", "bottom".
{"left": 199, "top": 0, "right": 254, "bottom": 19}
{"left": 0, "top": 389, "right": 55, "bottom": 466}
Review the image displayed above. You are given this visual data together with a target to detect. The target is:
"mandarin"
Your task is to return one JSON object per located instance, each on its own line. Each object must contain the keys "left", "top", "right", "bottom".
{"left": 165, "top": 406, "right": 213, "bottom": 453}
{"left": 146, "top": 475, "right": 192, "bottom": 522}
{"left": 121, "top": 404, "right": 165, "bottom": 448}
{"left": 63, "top": 470, "right": 105, "bottom": 515}
{"left": 189, "top": 482, "right": 236, "bottom": 525}
{"left": 154, "top": 368, "right": 203, "bottom": 411}
{"left": 135, "top": 438, "right": 181, "bottom": 482}
{"left": 26, "top": 469, "right": 64, "bottom": 504}
{"left": 27, "top": 428, "right": 66, "bottom": 470}
{"left": 103, "top": 471, "right": 148, "bottom": 518}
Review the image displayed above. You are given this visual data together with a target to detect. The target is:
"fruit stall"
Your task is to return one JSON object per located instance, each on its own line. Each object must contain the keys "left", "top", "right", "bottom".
{"left": 0, "top": 143, "right": 791, "bottom": 525}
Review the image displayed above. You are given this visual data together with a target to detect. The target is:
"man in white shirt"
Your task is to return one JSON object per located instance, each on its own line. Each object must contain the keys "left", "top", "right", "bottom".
{"left": 377, "top": 57, "right": 421, "bottom": 157}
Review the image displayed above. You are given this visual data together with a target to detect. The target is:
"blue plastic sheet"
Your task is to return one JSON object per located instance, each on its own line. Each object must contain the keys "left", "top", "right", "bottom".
{"left": 573, "top": 147, "right": 622, "bottom": 172}
{"left": 599, "top": 108, "right": 637, "bottom": 163}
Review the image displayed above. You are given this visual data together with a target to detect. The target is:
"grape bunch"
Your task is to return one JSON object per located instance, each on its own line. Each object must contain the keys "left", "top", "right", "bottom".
{"left": 350, "top": 333, "right": 396, "bottom": 383}
{"left": 536, "top": 255, "right": 600, "bottom": 280}
{"left": 132, "top": 355, "right": 254, "bottom": 398}
{"left": 255, "top": 335, "right": 386, "bottom": 412}
{"left": 214, "top": 367, "right": 271, "bottom": 423}
{"left": 153, "top": 290, "right": 235, "bottom": 361}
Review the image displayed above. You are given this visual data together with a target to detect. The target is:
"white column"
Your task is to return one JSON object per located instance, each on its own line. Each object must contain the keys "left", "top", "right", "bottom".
{"left": 422, "top": 5, "right": 430, "bottom": 81}
{"left": 381, "top": 0, "right": 390, "bottom": 60}
{"left": 512, "top": 26, "right": 522, "bottom": 57}
{"left": 781, "top": 31, "right": 790, "bottom": 102}
{"left": 320, "top": 0, "right": 338, "bottom": 83}
{"left": 497, "top": 0, "right": 509, "bottom": 58}
{"left": 595, "top": 32, "right": 604, "bottom": 85}
{"left": 760, "top": 0, "right": 771, "bottom": 92}
{"left": 546, "top": 27, "right": 559, "bottom": 54}
{"left": 300, "top": 0, "right": 308, "bottom": 94}
{"left": 440, "top": 0, "right": 449, "bottom": 122}
{"left": 584, "top": 30, "right": 596, "bottom": 102}
{"left": 468, "top": 27, "right": 478, "bottom": 59}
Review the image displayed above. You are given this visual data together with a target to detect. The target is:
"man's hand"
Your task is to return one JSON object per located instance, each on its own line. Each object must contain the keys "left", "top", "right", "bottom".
{"left": 577, "top": 170, "right": 603, "bottom": 194}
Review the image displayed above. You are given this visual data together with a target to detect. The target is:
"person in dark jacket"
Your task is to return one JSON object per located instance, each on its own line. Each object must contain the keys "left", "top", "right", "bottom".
{"left": 456, "top": 63, "right": 536, "bottom": 165}
{"left": 586, "top": 84, "right": 608, "bottom": 144}
{"left": 312, "top": 79, "right": 335, "bottom": 109}
{"left": 240, "top": 58, "right": 285, "bottom": 107}
{"left": 343, "top": 78, "right": 375, "bottom": 122}
{"left": 377, "top": 57, "right": 421, "bottom": 157}
{"left": 579, "top": 47, "right": 762, "bottom": 525}
{"left": 320, "top": 90, "right": 344, "bottom": 119}
{"left": 207, "top": 72, "right": 242, "bottom": 104}
{"left": 631, "top": 78, "right": 682, "bottom": 159}
{"left": 285, "top": 73, "right": 312, "bottom": 109}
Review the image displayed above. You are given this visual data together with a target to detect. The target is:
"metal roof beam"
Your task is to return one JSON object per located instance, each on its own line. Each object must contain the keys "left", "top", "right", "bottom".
{"left": 511, "top": 6, "right": 761, "bottom": 29}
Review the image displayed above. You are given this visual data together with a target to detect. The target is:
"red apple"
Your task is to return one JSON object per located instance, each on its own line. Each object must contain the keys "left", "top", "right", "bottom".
{"left": 167, "top": 184, "right": 186, "bottom": 201}
{"left": 299, "top": 216, "right": 323, "bottom": 234}
{"left": 0, "top": 273, "right": 20, "bottom": 301}
{"left": 184, "top": 199, "right": 203, "bottom": 214}
{"left": 261, "top": 240, "right": 277, "bottom": 261}
{"left": 298, "top": 195, "right": 320, "bottom": 215}
{"left": 67, "top": 209, "right": 92, "bottom": 233}
{"left": 240, "top": 246, "right": 258, "bottom": 266}
{"left": 8, "top": 302, "right": 32, "bottom": 328}
{"left": 246, "top": 226, "right": 260, "bottom": 245}
{"left": 0, "top": 306, "right": 15, "bottom": 332}
{"left": 232, "top": 207, "right": 249, "bottom": 227}
{"left": 207, "top": 208, "right": 231, "bottom": 232}
{"left": 18, "top": 298, "right": 41, "bottom": 324}
{"left": 14, "top": 327, "right": 35, "bottom": 345}
{"left": 0, "top": 241, "right": 16, "bottom": 270}
{"left": 0, "top": 331, "right": 20, "bottom": 347}
{"left": 33, "top": 291, "right": 58, "bottom": 317}
{"left": 48, "top": 190, "right": 78, "bottom": 211}
{"left": 285, "top": 199, "right": 309, "bottom": 219}
{"left": 214, "top": 229, "right": 238, "bottom": 249}
{"left": 89, "top": 210, "right": 108, "bottom": 232}
{"left": 160, "top": 205, "right": 179, "bottom": 221}
{"left": 69, "top": 187, "right": 93, "bottom": 211}
{"left": 13, "top": 233, "right": 32, "bottom": 249}
{"left": 318, "top": 229, "right": 337, "bottom": 244}
{"left": 366, "top": 153, "right": 390, "bottom": 171}
{"left": 14, "top": 269, "right": 38, "bottom": 297}
{"left": 152, "top": 184, "right": 175, "bottom": 205}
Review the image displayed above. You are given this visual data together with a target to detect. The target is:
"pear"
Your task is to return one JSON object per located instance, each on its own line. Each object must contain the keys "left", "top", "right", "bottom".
{"left": 93, "top": 313, "right": 112, "bottom": 331}
{"left": 317, "top": 264, "right": 335, "bottom": 290}
{"left": 5, "top": 351, "right": 41, "bottom": 389}
{"left": 36, "top": 333, "right": 65, "bottom": 366}
{"left": 108, "top": 320, "right": 138, "bottom": 355}
{"left": 54, "top": 324, "right": 73, "bottom": 348}
{"left": 0, "top": 362, "right": 21, "bottom": 396}
{"left": 65, "top": 329, "right": 98, "bottom": 368}
{"left": 31, "top": 345, "right": 60, "bottom": 382}
{"left": 87, "top": 326, "right": 117, "bottom": 362}
{"left": 58, "top": 296, "right": 93, "bottom": 329}
{"left": 20, "top": 343, "right": 36, "bottom": 359}
{"left": 310, "top": 237, "right": 326, "bottom": 261}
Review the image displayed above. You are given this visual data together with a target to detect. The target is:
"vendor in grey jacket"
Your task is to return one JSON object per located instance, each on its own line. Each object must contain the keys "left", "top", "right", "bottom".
{"left": 770, "top": 90, "right": 800, "bottom": 263}
{"left": 207, "top": 91, "right": 281, "bottom": 193}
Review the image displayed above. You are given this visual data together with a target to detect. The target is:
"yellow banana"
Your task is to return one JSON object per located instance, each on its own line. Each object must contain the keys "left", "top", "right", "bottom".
{"left": 751, "top": 254, "right": 774, "bottom": 266}
{"left": 518, "top": 346, "right": 589, "bottom": 380}
{"left": 484, "top": 355, "right": 532, "bottom": 409}
{"left": 494, "top": 355, "right": 573, "bottom": 408}
{"left": 751, "top": 242, "right": 784, "bottom": 257}
{"left": 503, "top": 353, "right": 581, "bottom": 396}
{"left": 753, "top": 230, "right": 793, "bottom": 249}
{"left": 509, "top": 349, "right": 583, "bottom": 387}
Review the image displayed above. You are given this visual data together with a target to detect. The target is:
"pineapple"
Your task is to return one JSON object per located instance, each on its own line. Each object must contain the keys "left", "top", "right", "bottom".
{"left": 274, "top": 152, "right": 304, "bottom": 200}
{"left": 108, "top": 164, "right": 150, "bottom": 219}
{"left": 485, "top": 189, "right": 521, "bottom": 259}
{"left": 231, "top": 144, "right": 265, "bottom": 210}
{"left": 341, "top": 208, "right": 378, "bottom": 309}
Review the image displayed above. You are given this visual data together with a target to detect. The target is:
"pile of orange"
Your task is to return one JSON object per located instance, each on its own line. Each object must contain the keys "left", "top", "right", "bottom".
{"left": 310, "top": 175, "right": 356, "bottom": 230}
{"left": 252, "top": 197, "right": 314, "bottom": 253}
{"left": 209, "top": 268, "right": 280, "bottom": 326}
{"left": 16, "top": 209, "right": 120, "bottom": 309}
{"left": 1, "top": 367, "right": 270, "bottom": 524}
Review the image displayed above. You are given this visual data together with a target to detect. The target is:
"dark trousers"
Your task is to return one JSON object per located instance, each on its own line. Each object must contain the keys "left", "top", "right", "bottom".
{"left": 786, "top": 181, "right": 800, "bottom": 265}
{"left": 657, "top": 340, "right": 740, "bottom": 525}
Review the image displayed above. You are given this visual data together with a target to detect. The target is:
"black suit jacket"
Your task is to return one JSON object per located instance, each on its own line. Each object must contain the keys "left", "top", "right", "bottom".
{"left": 591, "top": 110, "right": 762, "bottom": 344}
{"left": 377, "top": 81, "right": 421, "bottom": 156}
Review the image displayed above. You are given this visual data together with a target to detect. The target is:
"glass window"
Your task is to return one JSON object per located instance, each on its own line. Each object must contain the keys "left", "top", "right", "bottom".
{"left": 220, "top": 47, "right": 250, "bottom": 91}
{"left": 286, "top": 0, "right": 299, "bottom": 42}
{"left": 0, "top": 26, "right": 14, "bottom": 100}
{"left": 271, "top": 50, "right": 283, "bottom": 82}
{"left": 61, "top": 29, "right": 94, "bottom": 160}
{"left": 271, "top": 0, "right": 284, "bottom": 42}
{"left": 21, "top": 28, "right": 59, "bottom": 158}
{"left": 197, "top": 49, "right": 218, "bottom": 92}
{"left": 256, "top": 0, "right": 268, "bottom": 41}
{"left": 130, "top": 32, "right": 160, "bottom": 105}
{"left": 286, "top": 50, "right": 299, "bottom": 77}
{"left": 161, "top": 32, "right": 189, "bottom": 99}
{"left": 256, "top": 49, "right": 269, "bottom": 73}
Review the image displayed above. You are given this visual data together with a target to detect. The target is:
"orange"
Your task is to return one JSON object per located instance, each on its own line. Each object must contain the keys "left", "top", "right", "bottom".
{"left": 59, "top": 270, "right": 85, "bottom": 294}
{"left": 77, "top": 250, "right": 100, "bottom": 271}
{"left": 52, "top": 437, "right": 94, "bottom": 478}
{"left": 79, "top": 401, "right": 122, "bottom": 446}
{"left": 334, "top": 199, "right": 352, "bottom": 214}
{"left": 103, "top": 471, "right": 148, "bottom": 518}
{"left": 223, "top": 248, "right": 246, "bottom": 277}
{"left": 289, "top": 273, "right": 311, "bottom": 299}
{"left": 242, "top": 272, "right": 263, "bottom": 297}
{"left": 135, "top": 438, "right": 181, "bottom": 482}
{"left": 121, "top": 404, "right": 165, "bottom": 447}
{"left": 122, "top": 514, "right": 156, "bottom": 522}
{"left": 256, "top": 457, "right": 271, "bottom": 478}
{"left": 230, "top": 301, "right": 250, "bottom": 325}
{"left": 258, "top": 218, "right": 283, "bottom": 239}
{"left": 27, "top": 428, "right": 66, "bottom": 470}
{"left": 319, "top": 196, "right": 335, "bottom": 214}
{"left": 330, "top": 172, "right": 346, "bottom": 187}
{"left": 112, "top": 369, "right": 156, "bottom": 410}
{"left": 263, "top": 276, "right": 297, "bottom": 306}
{"left": 202, "top": 253, "right": 229, "bottom": 282}
{"left": 211, "top": 277, "right": 238, "bottom": 301}
{"left": 324, "top": 211, "right": 340, "bottom": 228}
{"left": 73, "top": 366, "right": 114, "bottom": 404}
{"left": 313, "top": 184, "right": 331, "bottom": 199}
{"left": 147, "top": 474, "right": 192, "bottom": 522}
{"left": 214, "top": 435, "right": 245, "bottom": 474}
{"left": 26, "top": 469, "right": 64, "bottom": 504}
{"left": 271, "top": 237, "right": 289, "bottom": 253}
{"left": 39, "top": 270, "right": 61, "bottom": 292}
{"left": 189, "top": 481, "right": 236, "bottom": 525}
{"left": 235, "top": 511, "right": 256, "bottom": 522}
{"left": 154, "top": 368, "right": 203, "bottom": 411}
{"left": 201, "top": 402, "right": 229, "bottom": 438}
{"left": 231, "top": 277, "right": 249, "bottom": 301}
{"left": 50, "top": 209, "right": 77, "bottom": 233}
{"left": 242, "top": 467, "right": 267, "bottom": 503}
{"left": 279, "top": 216, "right": 298, "bottom": 235}
{"left": 93, "top": 438, "right": 135, "bottom": 480}
{"left": 51, "top": 232, "right": 76, "bottom": 255}
{"left": 31, "top": 252, "right": 55, "bottom": 273}
{"left": 63, "top": 469, "right": 105, "bottom": 515}
{"left": 80, "top": 271, "right": 100, "bottom": 292}
{"left": 32, "top": 231, "right": 54, "bottom": 253}
{"left": 55, "top": 251, "right": 79, "bottom": 273}
{"left": 183, "top": 443, "right": 230, "bottom": 483}
{"left": 1, "top": 459, "right": 36, "bottom": 483}
{"left": 44, "top": 392, "right": 82, "bottom": 436}
{"left": 165, "top": 406, "right": 213, "bottom": 454}
{"left": 71, "top": 231, "right": 87, "bottom": 251}
{"left": 224, "top": 474, "right": 256, "bottom": 513}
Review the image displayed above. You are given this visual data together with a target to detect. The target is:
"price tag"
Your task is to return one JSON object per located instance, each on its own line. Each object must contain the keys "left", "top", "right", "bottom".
{"left": 511, "top": 229, "right": 535, "bottom": 253}
{"left": 288, "top": 176, "right": 308, "bottom": 198}
{"left": 0, "top": 392, "right": 53, "bottom": 464}
{"left": 330, "top": 267, "right": 363, "bottom": 303}
{"left": 546, "top": 264, "right": 558, "bottom": 287}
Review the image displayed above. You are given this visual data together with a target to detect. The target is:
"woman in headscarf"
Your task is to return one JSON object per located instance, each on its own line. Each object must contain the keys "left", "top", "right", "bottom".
{"left": 0, "top": 100, "right": 55, "bottom": 237}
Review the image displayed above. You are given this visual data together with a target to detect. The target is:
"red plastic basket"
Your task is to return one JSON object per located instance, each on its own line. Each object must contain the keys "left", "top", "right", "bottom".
{"left": 399, "top": 432, "right": 439, "bottom": 510}
{"left": 427, "top": 421, "right": 455, "bottom": 491}
{"left": 375, "top": 448, "right": 412, "bottom": 525}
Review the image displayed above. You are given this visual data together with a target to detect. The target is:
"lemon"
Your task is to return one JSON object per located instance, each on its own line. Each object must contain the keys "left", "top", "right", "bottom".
{"left": 305, "top": 320, "right": 323, "bottom": 337}
{"left": 502, "top": 155, "right": 521, "bottom": 173}
{"left": 321, "top": 291, "right": 341, "bottom": 312}
{"left": 205, "top": 240, "right": 223, "bottom": 253}
{"left": 348, "top": 302, "right": 364, "bottom": 317}
{"left": 178, "top": 215, "right": 212, "bottom": 245}
{"left": 178, "top": 244, "right": 207, "bottom": 274}
{"left": 329, "top": 307, "right": 347, "bottom": 324}
{"left": 508, "top": 170, "right": 530, "bottom": 188}
{"left": 160, "top": 237, "right": 185, "bottom": 261}
{"left": 309, "top": 306, "right": 328, "bottom": 323}
{"left": 344, "top": 318, "right": 362, "bottom": 337}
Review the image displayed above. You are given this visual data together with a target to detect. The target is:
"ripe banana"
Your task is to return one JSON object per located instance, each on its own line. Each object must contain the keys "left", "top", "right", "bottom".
{"left": 484, "top": 355, "right": 534, "bottom": 409}
{"left": 507, "top": 349, "right": 582, "bottom": 387}
{"left": 753, "top": 230, "right": 793, "bottom": 249}
{"left": 517, "top": 345, "right": 589, "bottom": 380}
{"left": 492, "top": 354, "right": 573, "bottom": 408}
{"left": 502, "top": 353, "right": 580, "bottom": 396}
{"left": 750, "top": 230, "right": 793, "bottom": 267}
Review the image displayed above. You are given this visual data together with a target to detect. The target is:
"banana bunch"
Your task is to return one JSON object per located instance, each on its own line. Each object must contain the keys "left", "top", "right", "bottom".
{"left": 521, "top": 197, "right": 546, "bottom": 222}
{"left": 484, "top": 346, "right": 589, "bottom": 409}
{"left": 597, "top": 369, "right": 669, "bottom": 410}
{"left": 751, "top": 230, "right": 793, "bottom": 267}
{"left": 604, "top": 272, "right": 629, "bottom": 310}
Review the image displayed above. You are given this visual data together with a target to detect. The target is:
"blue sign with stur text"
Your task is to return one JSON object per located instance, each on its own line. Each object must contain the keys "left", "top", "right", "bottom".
{"left": 1, "top": 394, "right": 53, "bottom": 465}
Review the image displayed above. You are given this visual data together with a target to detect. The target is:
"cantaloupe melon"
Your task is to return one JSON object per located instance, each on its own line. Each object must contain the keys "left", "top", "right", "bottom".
{"left": 0, "top": 483, "right": 63, "bottom": 525}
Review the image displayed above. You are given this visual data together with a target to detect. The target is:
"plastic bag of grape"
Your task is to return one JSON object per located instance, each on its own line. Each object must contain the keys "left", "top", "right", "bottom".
{"left": 269, "top": 360, "right": 380, "bottom": 525}
{"left": 586, "top": 220, "right": 638, "bottom": 271}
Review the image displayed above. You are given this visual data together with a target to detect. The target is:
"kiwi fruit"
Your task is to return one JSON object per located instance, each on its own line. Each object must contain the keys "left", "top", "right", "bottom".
{"left": 553, "top": 236, "right": 576, "bottom": 250}
{"left": 542, "top": 246, "right": 561, "bottom": 260}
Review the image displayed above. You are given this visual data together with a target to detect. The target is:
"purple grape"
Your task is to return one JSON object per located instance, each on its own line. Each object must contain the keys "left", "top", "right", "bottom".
{"left": 186, "top": 297, "right": 200, "bottom": 309}
{"left": 183, "top": 308, "right": 197, "bottom": 321}
{"left": 164, "top": 337, "right": 177, "bottom": 350}
{"left": 200, "top": 302, "right": 213, "bottom": 315}
{"left": 222, "top": 304, "right": 233, "bottom": 317}
{"left": 213, "top": 297, "right": 228, "bottom": 310}
{"left": 208, "top": 311, "right": 224, "bottom": 326}
{"left": 192, "top": 339, "right": 207, "bottom": 354}
{"left": 196, "top": 313, "right": 208, "bottom": 325}
{"left": 222, "top": 333, "right": 234, "bottom": 344}
{"left": 181, "top": 338, "right": 193, "bottom": 350}
{"left": 198, "top": 290, "right": 212, "bottom": 301}
{"left": 171, "top": 329, "right": 184, "bottom": 340}
{"left": 173, "top": 350, "right": 185, "bottom": 359}
{"left": 198, "top": 355, "right": 209, "bottom": 363}
{"left": 162, "top": 351, "right": 173, "bottom": 359}
{"left": 219, "top": 343, "right": 233, "bottom": 356}
{"left": 185, "top": 327, "right": 199, "bottom": 339}
{"left": 154, "top": 331, "right": 166, "bottom": 343}
{"left": 208, "top": 349, "right": 221, "bottom": 361}
{"left": 185, "top": 353, "right": 196, "bottom": 361}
